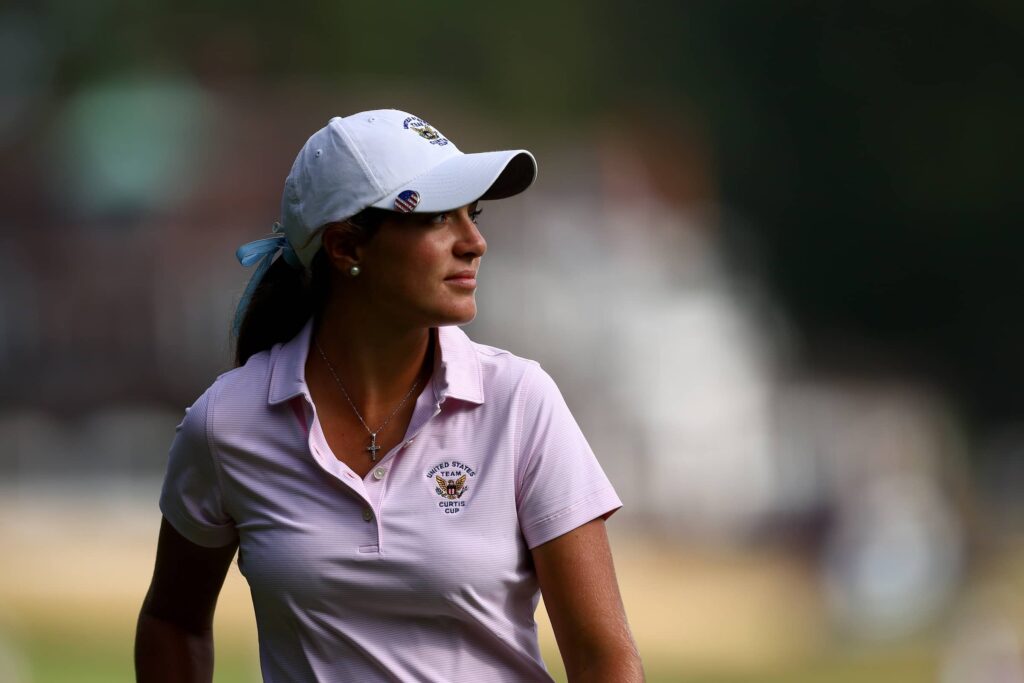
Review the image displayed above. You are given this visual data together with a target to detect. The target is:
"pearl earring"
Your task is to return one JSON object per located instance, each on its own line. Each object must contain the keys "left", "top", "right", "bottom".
{"left": 349, "top": 265, "right": 361, "bottom": 277}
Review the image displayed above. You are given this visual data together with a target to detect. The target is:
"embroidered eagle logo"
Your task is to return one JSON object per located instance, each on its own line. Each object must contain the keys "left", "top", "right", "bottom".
{"left": 403, "top": 116, "right": 449, "bottom": 146}
{"left": 435, "top": 474, "right": 468, "bottom": 500}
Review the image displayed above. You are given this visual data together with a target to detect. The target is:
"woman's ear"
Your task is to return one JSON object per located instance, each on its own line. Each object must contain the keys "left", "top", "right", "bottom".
{"left": 321, "top": 223, "right": 363, "bottom": 270}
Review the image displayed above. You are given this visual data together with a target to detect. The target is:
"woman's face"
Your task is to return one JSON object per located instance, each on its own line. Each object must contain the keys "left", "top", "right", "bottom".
{"left": 349, "top": 202, "right": 487, "bottom": 329}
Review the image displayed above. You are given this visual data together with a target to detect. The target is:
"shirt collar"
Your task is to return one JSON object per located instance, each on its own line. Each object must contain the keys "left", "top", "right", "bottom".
{"left": 267, "top": 318, "right": 485, "bottom": 406}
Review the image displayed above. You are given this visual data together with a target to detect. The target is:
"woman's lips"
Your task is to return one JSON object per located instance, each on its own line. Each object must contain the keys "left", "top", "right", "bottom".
{"left": 445, "top": 276, "right": 477, "bottom": 289}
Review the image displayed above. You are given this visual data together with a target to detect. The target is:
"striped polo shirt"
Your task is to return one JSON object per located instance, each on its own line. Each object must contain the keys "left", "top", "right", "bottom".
{"left": 159, "top": 318, "right": 622, "bottom": 682}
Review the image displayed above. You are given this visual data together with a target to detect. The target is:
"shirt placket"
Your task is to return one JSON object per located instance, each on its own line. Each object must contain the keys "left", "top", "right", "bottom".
{"left": 361, "top": 384, "right": 444, "bottom": 516}
{"left": 301, "top": 382, "right": 446, "bottom": 554}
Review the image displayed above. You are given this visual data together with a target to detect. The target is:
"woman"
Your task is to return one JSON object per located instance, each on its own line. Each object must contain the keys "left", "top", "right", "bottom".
{"left": 135, "top": 109, "right": 643, "bottom": 682}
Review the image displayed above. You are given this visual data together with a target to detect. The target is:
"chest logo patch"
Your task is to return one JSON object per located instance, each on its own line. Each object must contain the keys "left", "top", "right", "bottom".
{"left": 426, "top": 461, "right": 477, "bottom": 514}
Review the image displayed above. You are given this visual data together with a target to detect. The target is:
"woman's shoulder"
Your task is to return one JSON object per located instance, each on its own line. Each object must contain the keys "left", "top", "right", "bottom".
{"left": 191, "top": 348, "right": 276, "bottom": 413}
{"left": 461, "top": 335, "right": 560, "bottom": 400}
{"left": 214, "top": 349, "right": 274, "bottom": 390}
{"left": 469, "top": 338, "right": 536, "bottom": 365}
{"left": 461, "top": 333, "right": 537, "bottom": 371}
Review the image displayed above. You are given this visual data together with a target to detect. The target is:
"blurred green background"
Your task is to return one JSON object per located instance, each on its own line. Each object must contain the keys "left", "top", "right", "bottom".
{"left": 1, "top": 1, "right": 1022, "bottom": 681}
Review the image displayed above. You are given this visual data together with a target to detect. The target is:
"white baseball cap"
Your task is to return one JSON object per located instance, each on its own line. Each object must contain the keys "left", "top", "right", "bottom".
{"left": 232, "top": 109, "right": 537, "bottom": 336}
{"left": 280, "top": 108, "right": 537, "bottom": 269}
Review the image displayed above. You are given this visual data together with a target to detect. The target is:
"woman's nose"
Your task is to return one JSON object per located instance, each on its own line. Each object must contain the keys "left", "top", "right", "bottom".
{"left": 454, "top": 211, "right": 487, "bottom": 258}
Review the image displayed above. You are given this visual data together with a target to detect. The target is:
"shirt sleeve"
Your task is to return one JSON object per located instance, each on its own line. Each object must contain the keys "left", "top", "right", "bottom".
{"left": 158, "top": 383, "right": 238, "bottom": 548}
{"left": 515, "top": 362, "right": 622, "bottom": 549}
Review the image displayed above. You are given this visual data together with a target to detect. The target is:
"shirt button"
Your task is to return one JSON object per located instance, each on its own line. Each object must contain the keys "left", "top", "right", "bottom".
{"left": 372, "top": 467, "right": 386, "bottom": 480}
{"left": 362, "top": 507, "right": 373, "bottom": 522}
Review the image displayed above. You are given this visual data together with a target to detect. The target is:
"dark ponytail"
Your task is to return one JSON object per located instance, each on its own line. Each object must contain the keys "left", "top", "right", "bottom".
{"left": 232, "top": 208, "right": 390, "bottom": 367}
{"left": 232, "top": 251, "right": 327, "bottom": 367}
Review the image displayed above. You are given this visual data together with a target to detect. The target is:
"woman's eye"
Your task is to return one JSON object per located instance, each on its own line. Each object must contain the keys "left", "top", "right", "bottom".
{"left": 425, "top": 208, "right": 480, "bottom": 225}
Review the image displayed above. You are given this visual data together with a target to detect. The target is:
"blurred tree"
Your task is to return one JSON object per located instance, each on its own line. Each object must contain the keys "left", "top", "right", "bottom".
{"left": 688, "top": 2, "right": 1024, "bottom": 430}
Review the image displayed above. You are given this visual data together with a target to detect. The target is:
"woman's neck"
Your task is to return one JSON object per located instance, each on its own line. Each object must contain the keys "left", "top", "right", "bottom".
{"left": 306, "top": 300, "right": 435, "bottom": 423}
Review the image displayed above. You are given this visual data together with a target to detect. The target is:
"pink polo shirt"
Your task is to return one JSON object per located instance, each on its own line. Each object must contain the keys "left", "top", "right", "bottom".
{"left": 159, "top": 318, "right": 622, "bottom": 682}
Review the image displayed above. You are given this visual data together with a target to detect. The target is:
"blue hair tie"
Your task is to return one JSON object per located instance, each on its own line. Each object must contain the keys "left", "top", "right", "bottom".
{"left": 232, "top": 222, "right": 302, "bottom": 337}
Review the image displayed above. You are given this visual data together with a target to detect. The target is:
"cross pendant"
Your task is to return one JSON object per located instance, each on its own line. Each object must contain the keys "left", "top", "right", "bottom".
{"left": 366, "top": 433, "right": 381, "bottom": 462}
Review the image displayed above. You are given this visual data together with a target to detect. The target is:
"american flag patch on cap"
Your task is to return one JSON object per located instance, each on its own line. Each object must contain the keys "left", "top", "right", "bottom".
{"left": 394, "top": 190, "right": 421, "bottom": 213}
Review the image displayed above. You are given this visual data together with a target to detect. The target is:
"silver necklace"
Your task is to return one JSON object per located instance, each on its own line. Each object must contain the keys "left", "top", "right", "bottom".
{"left": 314, "top": 339, "right": 421, "bottom": 462}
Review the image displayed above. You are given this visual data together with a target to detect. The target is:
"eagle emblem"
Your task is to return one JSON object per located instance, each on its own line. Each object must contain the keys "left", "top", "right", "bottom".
{"left": 435, "top": 474, "right": 468, "bottom": 500}
{"left": 403, "top": 116, "right": 450, "bottom": 146}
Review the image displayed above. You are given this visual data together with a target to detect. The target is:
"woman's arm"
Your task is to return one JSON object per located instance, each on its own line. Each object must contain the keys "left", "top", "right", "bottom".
{"left": 532, "top": 518, "right": 644, "bottom": 683}
{"left": 135, "top": 516, "right": 239, "bottom": 683}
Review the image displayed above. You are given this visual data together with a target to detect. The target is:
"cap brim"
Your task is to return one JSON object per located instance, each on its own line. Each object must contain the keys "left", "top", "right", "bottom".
{"left": 370, "top": 150, "right": 537, "bottom": 213}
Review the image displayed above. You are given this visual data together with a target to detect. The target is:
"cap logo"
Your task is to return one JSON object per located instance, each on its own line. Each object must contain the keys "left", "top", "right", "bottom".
{"left": 403, "top": 116, "right": 449, "bottom": 146}
{"left": 394, "top": 189, "right": 421, "bottom": 213}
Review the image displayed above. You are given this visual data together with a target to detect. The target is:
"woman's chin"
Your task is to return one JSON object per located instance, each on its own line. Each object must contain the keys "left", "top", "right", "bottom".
{"left": 436, "top": 303, "right": 477, "bottom": 326}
